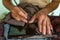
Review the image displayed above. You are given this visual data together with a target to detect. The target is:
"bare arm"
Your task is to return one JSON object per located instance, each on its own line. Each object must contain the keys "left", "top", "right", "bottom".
{"left": 38, "top": 0, "right": 60, "bottom": 15}
{"left": 2, "top": 0, "right": 27, "bottom": 23}
{"left": 2, "top": 0, "right": 20, "bottom": 10}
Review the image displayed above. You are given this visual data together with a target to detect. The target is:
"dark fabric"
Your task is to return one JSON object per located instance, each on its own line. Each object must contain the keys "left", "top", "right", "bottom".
{"left": 0, "top": 22, "right": 4, "bottom": 37}
{"left": 3, "top": 3, "right": 60, "bottom": 40}
{"left": 49, "top": 16, "right": 60, "bottom": 40}
{"left": 4, "top": 3, "right": 41, "bottom": 27}
{"left": 4, "top": 3, "right": 41, "bottom": 35}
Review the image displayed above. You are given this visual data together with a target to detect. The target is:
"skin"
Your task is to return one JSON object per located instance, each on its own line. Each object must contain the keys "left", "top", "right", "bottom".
{"left": 2, "top": 0, "right": 60, "bottom": 35}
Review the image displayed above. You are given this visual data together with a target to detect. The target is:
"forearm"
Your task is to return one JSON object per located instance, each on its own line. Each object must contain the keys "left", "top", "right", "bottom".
{"left": 39, "top": 0, "right": 60, "bottom": 15}
{"left": 3, "top": 0, "right": 15, "bottom": 10}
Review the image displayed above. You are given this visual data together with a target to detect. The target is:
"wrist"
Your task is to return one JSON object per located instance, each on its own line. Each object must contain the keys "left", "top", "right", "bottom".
{"left": 38, "top": 8, "right": 50, "bottom": 15}
{"left": 11, "top": 6, "right": 17, "bottom": 10}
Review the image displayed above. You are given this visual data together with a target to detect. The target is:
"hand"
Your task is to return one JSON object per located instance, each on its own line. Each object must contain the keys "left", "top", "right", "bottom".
{"left": 29, "top": 10, "right": 53, "bottom": 35}
{"left": 11, "top": 6, "right": 28, "bottom": 23}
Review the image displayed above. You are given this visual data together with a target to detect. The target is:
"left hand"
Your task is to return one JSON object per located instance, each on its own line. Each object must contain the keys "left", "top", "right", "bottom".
{"left": 29, "top": 10, "right": 53, "bottom": 35}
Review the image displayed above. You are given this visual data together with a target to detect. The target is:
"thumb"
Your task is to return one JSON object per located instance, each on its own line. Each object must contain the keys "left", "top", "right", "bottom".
{"left": 29, "top": 15, "right": 36, "bottom": 23}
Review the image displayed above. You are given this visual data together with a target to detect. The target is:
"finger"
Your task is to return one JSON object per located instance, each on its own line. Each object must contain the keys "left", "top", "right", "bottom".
{"left": 12, "top": 12, "right": 21, "bottom": 21}
{"left": 20, "top": 8, "right": 28, "bottom": 17}
{"left": 19, "top": 12, "right": 27, "bottom": 19}
{"left": 29, "top": 15, "right": 36, "bottom": 23}
{"left": 12, "top": 11, "right": 27, "bottom": 23}
{"left": 14, "top": 13, "right": 27, "bottom": 23}
{"left": 46, "top": 20, "right": 51, "bottom": 35}
{"left": 11, "top": 10, "right": 16, "bottom": 15}
{"left": 38, "top": 17, "right": 43, "bottom": 33}
{"left": 42, "top": 19, "right": 47, "bottom": 35}
{"left": 49, "top": 21, "right": 53, "bottom": 30}
{"left": 13, "top": 7, "right": 28, "bottom": 19}
{"left": 50, "top": 24, "right": 53, "bottom": 30}
{"left": 20, "top": 17, "right": 27, "bottom": 23}
{"left": 18, "top": 8, "right": 27, "bottom": 19}
{"left": 47, "top": 18, "right": 53, "bottom": 30}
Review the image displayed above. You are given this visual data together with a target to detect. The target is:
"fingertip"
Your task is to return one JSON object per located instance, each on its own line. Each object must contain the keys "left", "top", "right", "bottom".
{"left": 21, "top": 18, "right": 28, "bottom": 23}
{"left": 38, "top": 27, "right": 42, "bottom": 33}
{"left": 17, "top": 18, "right": 21, "bottom": 21}
{"left": 51, "top": 25, "right": 53, "bottom": 30}
{"left": 48, "top": 30, "right": 51, "bottom": 35}
{"left": 24, "top": 20, "right": 28, "bottom": 23}
{"left": 38, "top": 23, "right": 42, "bottom": 34}
{"left": 29, "top": 15, "right": 36, "bottom": 23}
{"left": 29, "top": 20, "right": 33, "bottom": 23}
{"left": 23, "top": 15, "right": 27, "bottom": 19}
{"left": 43, "top": 29, "right": 46, "bottom": 35}
{"left": 48, "top": 29, "right": 52, "bottom": 35}
{"left": 43, "top": 33, "right": 46, "bottom": 35}
{"left": 29, "top": 19, "right": 35, "bottom": 23}
{"left": 19, "top": 12, "right": 27, "bottom": 19}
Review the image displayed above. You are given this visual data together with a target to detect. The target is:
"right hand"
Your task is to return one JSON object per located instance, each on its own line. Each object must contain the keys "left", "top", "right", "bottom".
{"left": 11, "top": 6, "right": 28, "bottom": 23}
